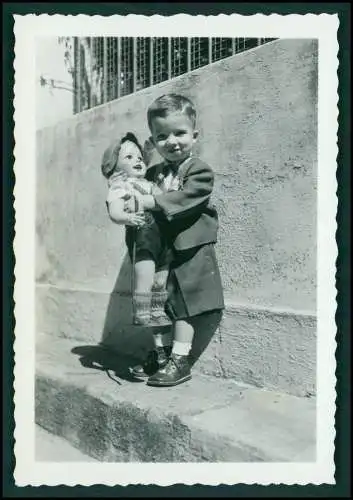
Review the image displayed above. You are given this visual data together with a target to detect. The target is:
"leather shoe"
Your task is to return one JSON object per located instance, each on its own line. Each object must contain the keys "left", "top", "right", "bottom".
{"left": 130, "top": 346, "right": 171, "bottom": 380}
{"left": 146, "top": 354, "right": 191, "bottom": 387}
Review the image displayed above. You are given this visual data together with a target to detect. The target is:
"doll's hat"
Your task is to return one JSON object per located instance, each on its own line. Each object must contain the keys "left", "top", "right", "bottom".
{"left": 101, "top": 132, "right": 142, "bottom": 178}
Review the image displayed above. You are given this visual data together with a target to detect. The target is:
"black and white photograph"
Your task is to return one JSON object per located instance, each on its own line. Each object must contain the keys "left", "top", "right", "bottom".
{"left": 13, "top": 13, "right": 338, "bottom": 486}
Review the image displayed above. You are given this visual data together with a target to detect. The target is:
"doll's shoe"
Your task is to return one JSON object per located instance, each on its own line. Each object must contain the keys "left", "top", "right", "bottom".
{"left": 130, "top": 346, "right": 171, "bottom": 380}
{"left": 146, "top": 354, "right": 192, "bottom": 387}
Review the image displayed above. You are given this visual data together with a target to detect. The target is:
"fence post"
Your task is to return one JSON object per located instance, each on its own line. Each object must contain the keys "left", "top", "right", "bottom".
{"left": 89, "top": 37, "right": 94, "bottom": 108}
{"left": 116, "top": 37, "right": 121, "bottom": 99}
{"left": 149, "top": 37, "right": 154, "bottom": 86}
{"left": 187, "top": 37, "right": 191, "bottom": 72}
{"left": 208, "top": 37, "right": 212, "bottom": 64}
{"left": 232, "top": 38, "right": 236, "bottom": 55}
{"left": 74, "top": 37, "right": 81, "bottom": 113}
{"left": 168, "top": 37, "right": 172, "bottom": 79}
{"left": 132, "top": 37, "right": 137, "bottom": 93}
{"left": 103, "top": 37, "right": 108, "bottom": 103}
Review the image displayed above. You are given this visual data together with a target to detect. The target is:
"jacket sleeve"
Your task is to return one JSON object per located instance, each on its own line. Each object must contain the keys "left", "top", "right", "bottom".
{"left": 153, "top": 159, "right": 214, "bottom": 222}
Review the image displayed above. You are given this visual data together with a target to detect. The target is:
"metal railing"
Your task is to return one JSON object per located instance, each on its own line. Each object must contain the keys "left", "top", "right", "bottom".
{"left": 72, "top": 37, "right": 275, "bottom": 114}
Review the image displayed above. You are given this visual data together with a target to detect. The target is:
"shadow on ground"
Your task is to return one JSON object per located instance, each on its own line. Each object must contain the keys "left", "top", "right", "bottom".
{"left": 71, "top": 344, "right": 143, "bottom": 383}
{"left": 70, "top": 308, "right": 223, "bottom": 383}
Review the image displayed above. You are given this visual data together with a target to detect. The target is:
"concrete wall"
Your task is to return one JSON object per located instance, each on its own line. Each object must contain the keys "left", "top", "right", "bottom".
{"left": 36, "top": 39, "right": 318, "bottom": 396}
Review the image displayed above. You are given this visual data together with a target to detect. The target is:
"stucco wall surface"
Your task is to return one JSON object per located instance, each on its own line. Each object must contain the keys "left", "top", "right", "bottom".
{"left": 36, "top": 38, "right": 317, "bottom": 310}
{"left": 35, "top": 39, "right": 318, "bottom": 394}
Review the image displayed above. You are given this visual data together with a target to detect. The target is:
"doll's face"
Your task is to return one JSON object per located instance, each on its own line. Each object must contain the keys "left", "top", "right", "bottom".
{"left": 116, "top": 140, "right": 147, "bottom": 178}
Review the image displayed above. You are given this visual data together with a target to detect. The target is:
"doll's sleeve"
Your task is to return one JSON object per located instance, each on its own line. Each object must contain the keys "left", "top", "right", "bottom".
{"left": 106, "top": 177, "right": 131, "bottom": 204}
{"left": 153, "top": 159, "right": 214, "bottom": 221}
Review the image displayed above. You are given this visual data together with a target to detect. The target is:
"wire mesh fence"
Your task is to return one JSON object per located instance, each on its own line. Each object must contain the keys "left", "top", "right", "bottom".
{"left": 72, "top": 37, "right": 276, "bottom": 113}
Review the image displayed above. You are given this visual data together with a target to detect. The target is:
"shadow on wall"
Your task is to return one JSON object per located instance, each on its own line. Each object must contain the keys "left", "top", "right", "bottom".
{"left": 100, "top": 253, "right": 155, "bottom": 358}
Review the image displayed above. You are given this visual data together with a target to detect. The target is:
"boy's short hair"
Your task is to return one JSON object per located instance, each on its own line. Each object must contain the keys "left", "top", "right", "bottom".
{"left": 101, "top": 132, "right": 143, "bottom": 179}
{"left": 147, "top": 94, "right": 197, "bottom": 131}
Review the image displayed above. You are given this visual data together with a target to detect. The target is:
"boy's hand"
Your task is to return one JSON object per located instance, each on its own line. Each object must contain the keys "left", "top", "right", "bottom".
{"left": 124, "top": 212, "right": 146, "bottom": 227}
{"left": 123, "top": 195, "right": 136, "bottom": 213}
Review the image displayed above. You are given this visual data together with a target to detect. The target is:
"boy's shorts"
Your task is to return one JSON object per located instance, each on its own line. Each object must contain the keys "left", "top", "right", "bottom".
{"left": 125, "top": 213, "right": 173, "bottom": 271}
{"left": 165, "top": 244, "right": 225, "bottom": 320}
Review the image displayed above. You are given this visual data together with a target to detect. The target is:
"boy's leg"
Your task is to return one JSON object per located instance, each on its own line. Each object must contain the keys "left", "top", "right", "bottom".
{"left": 146, "top": 319, "right": 193, "bottom": 386}
{"left": 172, "top": 319, "right": 194, "bottom": 354}
{"left": 133, "top": 259, "right": 155, "bottom": 325}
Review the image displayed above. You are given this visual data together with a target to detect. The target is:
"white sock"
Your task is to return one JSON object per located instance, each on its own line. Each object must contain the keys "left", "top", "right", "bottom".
{"left": 153, "top": 331, "right": 173, "bottom": 348}
{"left": 172, "top": 341, "right": 192, "bottom": 356}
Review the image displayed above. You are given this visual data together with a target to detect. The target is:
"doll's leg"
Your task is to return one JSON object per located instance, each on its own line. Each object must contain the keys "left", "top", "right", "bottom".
{"left": 151, "top": 268, "right": 171, "bottom": 325}
{"left": 133, "top": 259, "right": 155, "bottom": 325}
{"left": 130, "top": 261, "right": 173, "bottom": 379}
{"left": 131, "top": 262, "right": 174, "bottom": 378}
{"left": 150, "top": 236, "right": 173, "bottom": 325}
{"left": 134, "top": 259, "right": 155, "bottom": 293}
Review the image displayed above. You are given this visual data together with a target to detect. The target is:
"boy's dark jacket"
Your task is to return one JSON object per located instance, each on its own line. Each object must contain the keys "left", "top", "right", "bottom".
{"left": 146, "top": 156, "right": 219, "bottom": 251}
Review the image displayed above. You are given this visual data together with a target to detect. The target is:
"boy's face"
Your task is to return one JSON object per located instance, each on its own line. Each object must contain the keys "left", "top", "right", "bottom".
{"left": 116, "top": 140, "right": 147, "bottom": 178}
{"left": 150, "top": 111, "right": 199, "bottom": 163}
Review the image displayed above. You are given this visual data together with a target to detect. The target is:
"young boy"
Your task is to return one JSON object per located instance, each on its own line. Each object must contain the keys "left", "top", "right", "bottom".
{"left": 126, "top": 94, "right": 225, "bottom": 387}
{"left": 102, "top": 132, "right": 172, "bottom": 326}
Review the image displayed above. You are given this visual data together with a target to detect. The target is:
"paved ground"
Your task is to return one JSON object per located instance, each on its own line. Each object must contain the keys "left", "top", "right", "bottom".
{"left": 35, "top": 334, "right": 316, "bottom": 463}
{"left": 36, "top": 425, "right": 97, "bottom": 462}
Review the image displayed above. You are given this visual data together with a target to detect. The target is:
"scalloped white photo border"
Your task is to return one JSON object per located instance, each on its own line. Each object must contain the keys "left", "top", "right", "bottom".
{"left": 13, "top": 13, "right": 338, "bottom": 486}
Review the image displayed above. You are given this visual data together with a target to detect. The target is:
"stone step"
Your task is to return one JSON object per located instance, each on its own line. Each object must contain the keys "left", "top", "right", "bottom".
{"left": 36, "top": 285, "right": 317, "bottom": 397}
{"left": 36, "top": 425, "right": 98, "bottom": 462}
{"left": 35, "top": 334, "right": 316, "bottom": 463}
